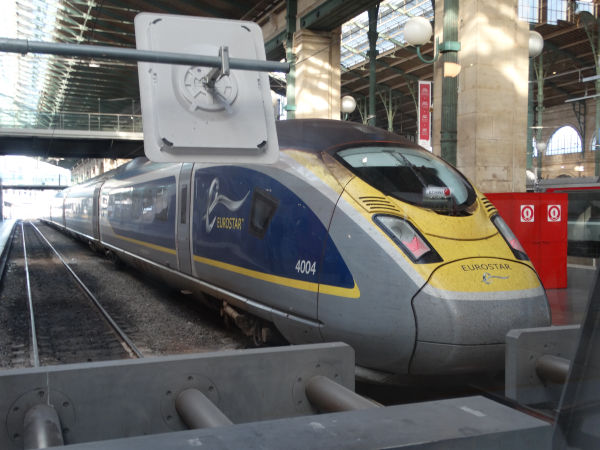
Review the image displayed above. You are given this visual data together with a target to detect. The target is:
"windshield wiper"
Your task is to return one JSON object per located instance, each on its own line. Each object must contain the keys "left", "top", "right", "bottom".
{"left": 386, "top": 151, "right": 429, "bottom": 188}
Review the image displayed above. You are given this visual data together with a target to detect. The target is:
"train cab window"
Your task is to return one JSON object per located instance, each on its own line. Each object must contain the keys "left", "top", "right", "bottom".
{"left": 336, "top": 146, "right": 477, "bottom": 215}
{"left": 249, "top": 188, "right": 279, "bottom": 239}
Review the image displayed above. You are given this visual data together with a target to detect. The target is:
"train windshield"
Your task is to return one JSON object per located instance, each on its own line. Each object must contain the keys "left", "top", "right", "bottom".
{"left": 336, "top": 146, "right": 476, "bottom": 214}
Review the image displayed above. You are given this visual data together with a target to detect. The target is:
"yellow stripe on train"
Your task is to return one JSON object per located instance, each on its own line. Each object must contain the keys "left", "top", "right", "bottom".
{"left": 113, "top": 232, "right": 177, "bottom": 255}
{"left": 193, "top": 255, "right": 361, "bottom": 298}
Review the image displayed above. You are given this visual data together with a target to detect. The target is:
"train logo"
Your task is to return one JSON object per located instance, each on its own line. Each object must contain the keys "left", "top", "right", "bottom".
{"left": 204, "top": 177, "right": 250, "bottom": 233}
{"left": 547, "top": 204, "right": 561, "bottom": 222}
{"left": 520, "top": 204, "right": 535, "bottom": 222}
{"left": 482, "top": 272, "right": 510, "bottom": 285}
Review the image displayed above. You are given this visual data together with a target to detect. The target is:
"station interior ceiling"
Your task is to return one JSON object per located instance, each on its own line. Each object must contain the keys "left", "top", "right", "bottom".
{"left": 0, "top": 0, "right": 599, "bottom": 166}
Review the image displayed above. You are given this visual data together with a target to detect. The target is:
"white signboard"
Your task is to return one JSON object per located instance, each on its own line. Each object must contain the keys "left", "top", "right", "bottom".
{"left": 520, "top": 204, "right": 535, "bottom": 222}
{"left": 135, "top": 13, "right": 279, "bottom": 164}
{"left": 547, "top": 204, "right": 561, "bottom": 222}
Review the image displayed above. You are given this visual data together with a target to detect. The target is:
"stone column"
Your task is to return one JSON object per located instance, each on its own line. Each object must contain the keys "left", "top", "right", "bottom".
{"left": 433, "top": 0, "right": 529, "bottom": 192}
{"left": 293, "top": 28, "right": 341, "bottom": 119}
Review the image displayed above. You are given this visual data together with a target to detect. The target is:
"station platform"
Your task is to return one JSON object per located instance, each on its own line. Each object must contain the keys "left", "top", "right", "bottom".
{"left": 0, "top": 219, "right": 17, "bottom": 275}
{"left": 548, "top": 264, "right": 596, "bottom": 326}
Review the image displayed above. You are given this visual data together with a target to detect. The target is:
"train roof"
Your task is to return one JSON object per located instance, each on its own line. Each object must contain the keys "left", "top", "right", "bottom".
{"left": 63, "top": 120, "right": 420, "bottom": 190}
{"left": 275, "top": 119, "right": 416, "bottom": 154}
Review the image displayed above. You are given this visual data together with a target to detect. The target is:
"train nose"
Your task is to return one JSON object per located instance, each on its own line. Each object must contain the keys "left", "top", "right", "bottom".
{"left": 409, "top": 258, "right": 551, "bottom": 375}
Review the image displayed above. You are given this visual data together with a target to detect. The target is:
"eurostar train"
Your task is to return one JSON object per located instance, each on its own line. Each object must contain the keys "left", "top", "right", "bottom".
{"left": 46, "top": 119, "right": 551, "bottom": 377}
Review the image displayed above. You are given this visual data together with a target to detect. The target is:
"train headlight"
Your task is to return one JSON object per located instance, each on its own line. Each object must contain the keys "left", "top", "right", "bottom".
{"left": 492, "top": 215, "right": 529, "bottom": 261}
{"left": 374, "top": 215, "right": 442, "bottom": 263}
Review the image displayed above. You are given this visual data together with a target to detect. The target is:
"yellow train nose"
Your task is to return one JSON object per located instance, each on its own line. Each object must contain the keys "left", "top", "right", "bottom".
{"left": 409, "top": 258, "right": 551, "bottom": 375}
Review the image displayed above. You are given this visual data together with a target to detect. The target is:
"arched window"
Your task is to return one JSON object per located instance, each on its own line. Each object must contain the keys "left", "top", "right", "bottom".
{"left": 547, "top": 126, "right": 582, "bottom": 155}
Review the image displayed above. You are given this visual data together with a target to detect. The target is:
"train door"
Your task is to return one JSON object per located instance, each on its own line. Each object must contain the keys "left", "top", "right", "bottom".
{"left": 61, "top": 193, "right": 66, "bottom": 227}
{"left": 177, "top": 163, "right": 194, "bottom": 275}
{"left": 92, "top": 183, "right": 104, "bottom": 240}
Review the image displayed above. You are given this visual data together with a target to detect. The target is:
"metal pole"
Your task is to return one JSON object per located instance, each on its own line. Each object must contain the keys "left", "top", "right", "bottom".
{"left": 23, "top": 404, "right": 64, "bottom": 449}
{"left": 285, "top": 0, "right": 297, "bottom": 119}
{"left": 440, "top": 0, "right": 459, "bottom": 166}
{"left": 536, "top": 52, "right": 544, "bottom": 179}
{"left": 527, "top": 58, "right": 534, "bottom": 171}
{"left": 535, "top": 354, "right": 570, "bottom": 384}
{"left": 367, "top": 4, "right": 379, "bottom": 127}
{"left": 0, "top": 38, "right": 289, "bottom": 74}
{"left": 175, "top": 388, "right": 233, "bottom": 429}
{"left": 305, "top": 375, "right": 380, "bottom": 413}
{"left": 596, "top": 25, "right": 600, "bottom": 175}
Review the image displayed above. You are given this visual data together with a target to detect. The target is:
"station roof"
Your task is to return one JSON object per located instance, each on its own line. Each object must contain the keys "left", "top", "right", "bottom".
{"left": 0, "top": 0, "right": 598, "bottom": 152}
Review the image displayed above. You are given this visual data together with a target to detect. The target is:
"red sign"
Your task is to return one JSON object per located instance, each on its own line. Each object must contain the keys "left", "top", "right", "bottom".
{"left": 486, "top": 193, "right": 568, "bottom": 290}
{"left": 520, "top": 204, "right": 535, "bottom": 222}
{"left": 547, "top": 204, "right": 561, "bottom": 222}
{"left": 418, "top": 81, "right": 431, "bottom": 142}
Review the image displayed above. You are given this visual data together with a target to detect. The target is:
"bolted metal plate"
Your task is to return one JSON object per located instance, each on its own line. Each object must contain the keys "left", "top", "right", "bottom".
{"left": 292, "top": 362, "right": 345, "bottom": 413}
{"left": 6, "top": 388, "right": 75, "bottom": 444}
{"left": 160, "top": 373, "right": 220, "bottom": 430}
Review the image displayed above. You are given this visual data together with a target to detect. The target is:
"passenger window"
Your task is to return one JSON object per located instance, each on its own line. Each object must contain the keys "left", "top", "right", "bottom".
{"left": 154, "top": 186, "right": 169, "bottom": 222}
{"left": 142, "top": 188, "right": 154, "bottom": 221}
{"left": 249, "top": 188, "right": 279, "bottom": 239}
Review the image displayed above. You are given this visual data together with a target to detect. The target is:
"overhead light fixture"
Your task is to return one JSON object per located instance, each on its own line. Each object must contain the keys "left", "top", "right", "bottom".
{"left": 529, "top": 30, "right": 544, "bottom": 58}
{"left": 404, "top": 17, "right": 433, "bottom": 47}
{"left": 88, "top": 60, "right": 100, "bottom": 68}
{"left": 341, "top": 95, "right": 357, "bottom": 114}
{"left": 536, "top": 142, "right": 547, "bottom": 153}
{"left": 403, "top": 16, "right": 461, "bottom": 64}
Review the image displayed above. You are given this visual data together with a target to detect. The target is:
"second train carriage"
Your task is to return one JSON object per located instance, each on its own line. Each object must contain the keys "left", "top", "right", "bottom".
{"left": 46, "top": 119, "right": 551, "bottom": 377}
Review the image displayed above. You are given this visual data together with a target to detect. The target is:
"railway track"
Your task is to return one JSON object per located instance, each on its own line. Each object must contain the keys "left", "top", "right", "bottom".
{"left": 3, "top": 221, "right": 142, "bottom": 368}
{"left": 0, "top": 220, "right": 250, "bottom": 370}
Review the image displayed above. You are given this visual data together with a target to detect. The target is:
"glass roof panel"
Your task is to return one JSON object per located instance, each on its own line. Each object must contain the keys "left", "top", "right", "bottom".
{"left": 1, "top": 0, "right": 435, "bottom": 126}
{"left": 340, "top": 0, "right": 434, "bottom": 70}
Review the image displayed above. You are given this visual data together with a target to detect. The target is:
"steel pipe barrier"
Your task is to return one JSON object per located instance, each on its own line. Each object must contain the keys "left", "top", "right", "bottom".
{"left": 175, "top": 388, "right": 232, "bottom": 429}
{"left": 23, "top": 404, "right": 64, "bottom": 449}
{"left": 305, "top": 375, "right": 380, "bottom": 413}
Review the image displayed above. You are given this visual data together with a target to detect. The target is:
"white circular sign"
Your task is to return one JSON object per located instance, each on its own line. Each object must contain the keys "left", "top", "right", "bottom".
{"left": 548, "top": 204, "right": 561, "bottom": 222}
{"left": 521, "top": 204, "right": 535, "bottom": 222}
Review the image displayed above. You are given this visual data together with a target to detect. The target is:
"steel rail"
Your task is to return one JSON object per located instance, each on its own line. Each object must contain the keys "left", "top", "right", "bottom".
{"left": 21, "top": 222, "right": 40, "bottom": 367}
{"left": 29, "top": 222, "right": 144, "bottom": 359}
